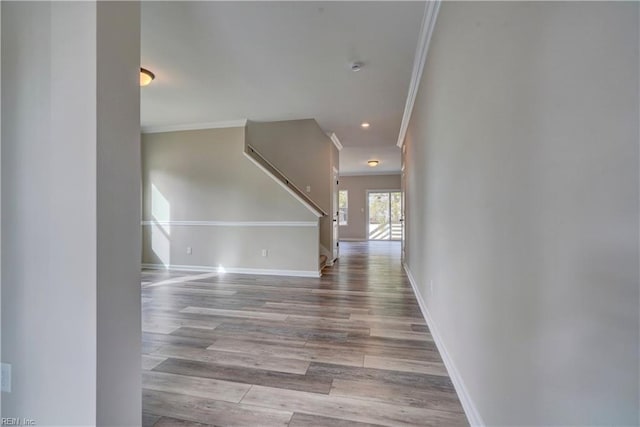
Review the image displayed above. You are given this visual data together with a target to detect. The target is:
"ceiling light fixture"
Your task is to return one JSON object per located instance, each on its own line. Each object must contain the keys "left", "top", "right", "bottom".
{"left": 368, "top": 160, "right": 379, "bottom": 167}
{"left": 361, "top": 122, "right": 370, "bottom": 129}
{"left": 140, "top": 68, "right": 155, "bottom": 87}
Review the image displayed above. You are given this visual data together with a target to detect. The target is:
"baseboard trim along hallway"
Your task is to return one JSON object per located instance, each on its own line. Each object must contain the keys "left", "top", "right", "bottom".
{"left": 404, "top": 263, "right": 484, "bottom": 426}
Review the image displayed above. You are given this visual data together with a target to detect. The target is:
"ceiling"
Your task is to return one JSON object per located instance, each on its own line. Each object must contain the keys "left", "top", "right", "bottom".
{"left": 141, "top": 1, "right": 424, "bottom": 174}
{"left": 340, "top": 146, "right": 402, "bottom": 176}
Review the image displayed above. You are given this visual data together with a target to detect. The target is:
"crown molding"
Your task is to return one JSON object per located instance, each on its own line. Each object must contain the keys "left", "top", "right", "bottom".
{"left": 142, "top": 119, "right": 247, "bottom": 134}
{"left": 396, "top": 0, "right": 441, "bottom": 148}
{"left": 328, "top": 132, "right": 343, "bottom": 151}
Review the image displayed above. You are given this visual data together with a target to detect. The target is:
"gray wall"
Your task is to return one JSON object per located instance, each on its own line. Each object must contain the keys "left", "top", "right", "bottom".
{"left": 403, "top": 2, "right": 639, "bottom": 425}
{"left": 246, "top": 119, "right": 334, "bottom": 252}
{"left": 338, "top": 174, "right": 401, "bottom": 240}
{"left": 0, "top": 3, "right": 3, "bottom": 417}
{"left": 142, "top": 127, "right": 319, "bottom": 274}
{"left": 96, "top": 2, "right": 141, "bottom": 425}
{"left": 1, "top": 2, "right": 141, "bottom": 424}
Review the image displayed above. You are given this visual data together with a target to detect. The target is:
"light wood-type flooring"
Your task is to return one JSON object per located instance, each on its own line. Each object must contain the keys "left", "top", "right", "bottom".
{"left": 141, "top": 241, "right": 467, "bottom": 426}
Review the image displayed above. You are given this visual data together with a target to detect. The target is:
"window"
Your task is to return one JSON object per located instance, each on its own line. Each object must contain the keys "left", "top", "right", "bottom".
{"left": 338, "top": 190, "right": 348, "bottom": 226}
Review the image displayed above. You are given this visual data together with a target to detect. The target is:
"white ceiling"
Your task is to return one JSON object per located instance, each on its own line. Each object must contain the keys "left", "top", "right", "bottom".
{"left": 141, "top": 1, "right": 424, "bottom": 174}
{"left": 340, "top": 146, "right": 402, "bottom": 176}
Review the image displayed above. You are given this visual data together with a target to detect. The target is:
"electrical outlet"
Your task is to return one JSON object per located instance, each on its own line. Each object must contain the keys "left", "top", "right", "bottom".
{"left": 261, "top": 249, "right": 268, "bottom": 257}
{"left": 2, "top": 363, "right": 12, "bottom": 393}
{"left": 186, "top": 246, "right": 192, "bottom": 255}
{"left": 306, "top": 185, "right": 311, "bottom": 193}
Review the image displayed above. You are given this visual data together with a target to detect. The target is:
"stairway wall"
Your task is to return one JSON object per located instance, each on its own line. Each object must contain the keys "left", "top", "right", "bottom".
{"left": 246, "top": 119, "right": 334, "bottom": 252}
{"left": 141, "top": 127, "right": 320, "bottom": 276}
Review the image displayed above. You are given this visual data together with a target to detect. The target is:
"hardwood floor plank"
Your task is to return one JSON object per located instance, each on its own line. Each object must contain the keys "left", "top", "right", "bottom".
{"left": 152, "top": 344, "right": 311, "bottom": 374}
{"left": 288, "top": 412, "right": 386, "bottom": 427}
{"left": 142, "top": 412, "right": 161, "bottom": 427}
{"left": 143, "top": 331, "right": 214, "bottom": 350}
{"left": 171, "top": 325, "right": 308, "bottom": 346}
{"left": 330, "top": 379, "right": 465, "bottom": 413}
{"left": 240, "top": 385, "right": 467, "bottom": 426}
{"left": 143, "top": 370, "right": 250, "bottom": 403}
{"left": 181, "top": 306, "right": 288, "bottom": 321}
{"left": 307, "top": 334, "right": 438, "bottom": 352}
{"left": 305, "top": 362, "right": 456, "bottom": 393}
{"left": 411, "top": 324, "right": 430, "bottom": 333}
{"left": 364, "top": 355, "right": 449, "bottom": 376}
{"left": 209, "top": 338, "right": 364, "bottom": 367}
{"left": 369, "top": 328, "right": 433, "bottom": 342}
{"left": 143, "top": 314, "right": 221, "bottom": 330}
{"left": 142, "top": 321, "right": 182, "bottom": 335}
{"left": 143, "top": 389, "right": 292, "bottom": 426}
{"left": 154, "top": 357, "right": 333, "bottom": 394}
{"left": 142, "top": 355, "right": 168, "bottom": 371}
{"left": 311, "top": 288, "right": 414, "bottom": 298}
{"left": 152, "top": 416, "right": 212, "bottom": 427}
{"left": 350, "top": 313, "right": 426, "bottom": 324}
{"left": 264, "top": 301, "right": 370, "bottom": 315}
{"left": 306, "top": 338, "right": 444, "bottom": 363}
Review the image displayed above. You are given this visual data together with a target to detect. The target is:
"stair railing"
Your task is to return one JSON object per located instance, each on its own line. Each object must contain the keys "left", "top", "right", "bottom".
{"left": 244, "top": 144, "right": 327, "bottom": 217}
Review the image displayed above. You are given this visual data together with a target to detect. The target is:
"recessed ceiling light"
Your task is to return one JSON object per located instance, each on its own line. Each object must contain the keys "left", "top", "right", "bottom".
{"left": 367, "top": 160, "right": 379, "bottom": 167}
{"left": 140, "top": 68, "right": 155, "bottom": 87}
{"left": 361, "top": 122, "right": 370, "bottom": 129}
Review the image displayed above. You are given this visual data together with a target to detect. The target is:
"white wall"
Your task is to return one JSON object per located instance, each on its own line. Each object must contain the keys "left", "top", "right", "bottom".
{"left": 142, "top": 127, "right": 320, "bottom": 275}
{"left": 403, "top": 2, "right": 639, "bottom": 425}
{"left": 338, "top": 174, "right": 401, "bottom": 241}
{"left": 1, "top": 2, "right": 141, "bottom": 424}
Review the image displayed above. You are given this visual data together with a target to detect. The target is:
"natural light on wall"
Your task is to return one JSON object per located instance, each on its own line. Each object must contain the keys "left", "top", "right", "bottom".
{"left": 151, "top": 183, "right": 171, "bottom": 267}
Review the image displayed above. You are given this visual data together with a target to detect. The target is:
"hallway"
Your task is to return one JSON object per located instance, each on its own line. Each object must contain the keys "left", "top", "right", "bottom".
{"left": 141, "top": 241, "right": 466, "bottom": 426}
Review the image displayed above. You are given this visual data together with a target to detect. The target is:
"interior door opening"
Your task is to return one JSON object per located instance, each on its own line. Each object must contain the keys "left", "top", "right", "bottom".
{"left": 367, "top": 191, "right": 402, "bottom": 241}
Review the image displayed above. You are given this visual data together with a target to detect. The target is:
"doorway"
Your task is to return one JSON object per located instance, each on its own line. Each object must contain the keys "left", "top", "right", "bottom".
{"left": 367, "top": 190, "right": 402, "bottom": 241}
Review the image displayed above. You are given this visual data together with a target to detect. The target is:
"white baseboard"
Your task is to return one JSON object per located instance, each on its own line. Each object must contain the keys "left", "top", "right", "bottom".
{"left": 403, "top": 263, "right": 485, "bottom": 427}
{"left": 339, "top": 238, "right": 366, "bottom": 242}
{"left": 142, "top": 263, "right": 321, "bottom": 278}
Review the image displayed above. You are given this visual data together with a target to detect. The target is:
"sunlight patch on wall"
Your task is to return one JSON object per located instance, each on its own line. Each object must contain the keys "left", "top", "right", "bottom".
{"left": 151, "top": 183, "right": 171, "bottom": 267}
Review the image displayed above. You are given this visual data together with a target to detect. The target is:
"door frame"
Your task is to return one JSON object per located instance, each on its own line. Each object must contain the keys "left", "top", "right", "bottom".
{"left": 365, "top": 189, "right": 402, "bottom": 241}
{"left": 332, "top": 167, "right": 339, "bottom": 262}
